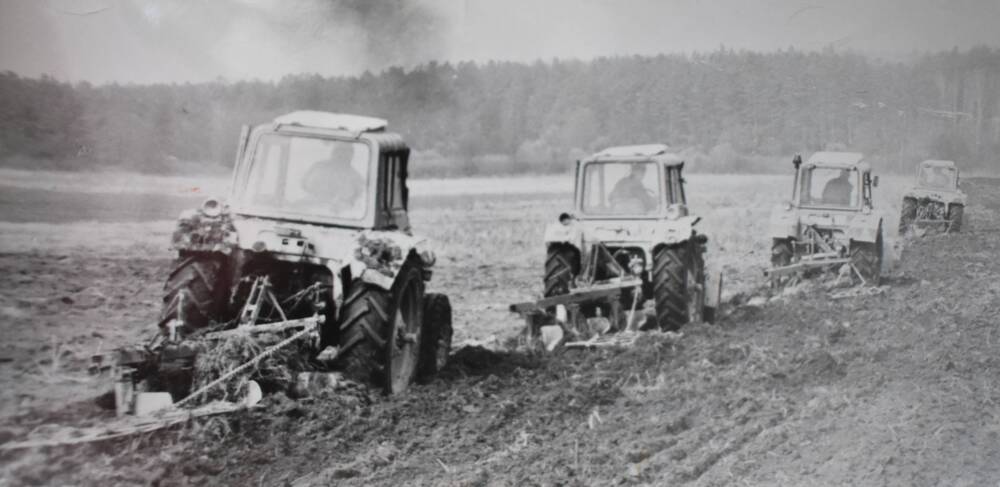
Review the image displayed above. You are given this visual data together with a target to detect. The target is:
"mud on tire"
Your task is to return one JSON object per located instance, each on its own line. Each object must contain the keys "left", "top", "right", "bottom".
{"left": 652, "top": 245, "right": 690, "bottom": 331}
{"left": 771, "top": 239, "right": 793, "bottom": 268}
{"left": 948, "top": 203, "right": 964, "bottom": 233}
{"left": 899, "top": 197, "right": 917, "bottom": 235}
{"left": 544, "top": 244, "right": 579, "bottom": 297}
{"left": 159, "top": 253, "right": 229, "bottom": 334}
{"left": 337, "top": 262, "right": 425, "bottom": 393}
{"left": 418, "top": 293, "right": 452, "bottom": 380}
{"left": 850, "top": 226, "right": 883, "bottom": 286}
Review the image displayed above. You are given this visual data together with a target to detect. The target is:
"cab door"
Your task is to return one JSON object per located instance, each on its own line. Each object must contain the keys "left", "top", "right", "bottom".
{"left": 379, "top": 149, "right": 411, "bottom": 232}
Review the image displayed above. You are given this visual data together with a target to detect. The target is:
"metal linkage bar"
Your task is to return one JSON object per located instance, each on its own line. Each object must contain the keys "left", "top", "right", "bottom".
{"left": 509, "top": 277, "right": 640, "bottom": 314}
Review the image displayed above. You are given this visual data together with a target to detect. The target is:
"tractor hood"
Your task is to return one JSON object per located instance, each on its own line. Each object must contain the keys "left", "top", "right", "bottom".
{"left": 171, "top": 201, "right": 435, "bottom": 293}
{"left": 768, "top": 204, "right": 882, "bottom": 243}
{"left": 544, "top": 215, "right": 701, "bottom": 249}
{"left": 231, "top": 217, "right": 434, "bottom": 284}
{"left": 902, "top": 186, "right": 967, "bottom": 205}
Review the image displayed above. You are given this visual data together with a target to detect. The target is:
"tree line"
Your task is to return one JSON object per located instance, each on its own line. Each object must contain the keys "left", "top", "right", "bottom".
{"left": 1, "top": 46, "right": 998, "bottom": 177}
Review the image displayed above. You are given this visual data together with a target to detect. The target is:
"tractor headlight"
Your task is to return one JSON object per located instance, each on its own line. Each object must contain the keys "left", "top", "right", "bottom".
{"left": 558, "top": 212, "right": 575, "bottom": 226}
{"left": 665, "top": 204, "right": 681, "bottom": 220}
{"left": 201, "top": 198, "right": 223, "bottom": 218}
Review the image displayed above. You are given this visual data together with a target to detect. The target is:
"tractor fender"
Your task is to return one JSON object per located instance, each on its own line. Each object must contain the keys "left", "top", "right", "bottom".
{"left": 845, "top": 213, "right": 882, "bottom": 243}
{"left": 349, "top": 230, "right": 436, "bottom": 292}
{"left": 767, "top": 205, "right": 798, "bottom": 240}
{"left": 170, "top": 202, "right": 238, "bottom": 254}
{"left": 648, "top": 215, "right": 703, "bottom": 245}
{"left": 543, "top": 219, "right": 584, "bottom": 247}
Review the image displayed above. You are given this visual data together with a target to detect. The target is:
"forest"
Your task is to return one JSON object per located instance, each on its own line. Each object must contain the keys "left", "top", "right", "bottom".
{"left": 1, "top": 47, "right": 998, "bottom": 177}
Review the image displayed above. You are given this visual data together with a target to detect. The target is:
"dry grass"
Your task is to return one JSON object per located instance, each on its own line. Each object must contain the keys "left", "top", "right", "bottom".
{"left": 189, "top": 333, "right": 313, "bottom": 404}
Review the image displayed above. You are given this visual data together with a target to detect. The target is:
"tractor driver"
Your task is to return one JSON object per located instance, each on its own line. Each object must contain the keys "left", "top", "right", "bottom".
{"left": 821, "top": 169, "right": 853, "bottom": 205}
{"left": 929, "top": 166, "right": 951, "bottom": 188}
{"left": 609, "top": 163, "right": 657, "bottom": 212}
{"left": 300, "top": 141, "right": 366, "bottom": 216}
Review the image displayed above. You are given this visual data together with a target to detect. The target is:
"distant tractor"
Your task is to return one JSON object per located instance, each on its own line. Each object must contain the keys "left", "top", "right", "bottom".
{"left": 143, "top": 111, "right": 453, "bottom": 398}
{"left": 768, "top": 152, "right": 884, "bottom": 285}
{"left": 898, "top": 159, "right": 966, "bottom": 235}
{"left": 524, "top": 144, "right": 710, "bottom": 332}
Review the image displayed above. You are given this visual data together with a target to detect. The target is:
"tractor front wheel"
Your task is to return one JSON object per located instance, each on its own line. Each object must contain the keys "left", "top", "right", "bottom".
{"left": 899, "top": 197, "right": 917, "bottom": 235}
{"left": 948, "top": 204, "right": 964, "bottom": 233}
{"left": 652, "top": 245, "right": 690, "bottom": 331}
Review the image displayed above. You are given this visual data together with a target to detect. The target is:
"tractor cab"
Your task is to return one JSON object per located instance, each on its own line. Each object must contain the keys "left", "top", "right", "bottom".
{"left": 791, "top": 152, "right": 876, "bottom": 212}
{"left": 230, "top": 110, "right": 412, "bottom": 233}
{"left": 575, "top": 144, "right": 688, "bottom": 220}
{"left": 916, "top": 159, "right": 959, "bottom": 191}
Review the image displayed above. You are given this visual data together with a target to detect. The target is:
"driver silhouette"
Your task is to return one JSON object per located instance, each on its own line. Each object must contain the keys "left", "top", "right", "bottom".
{"left": 609, "top": 163, "right": 656, "bottom": 211}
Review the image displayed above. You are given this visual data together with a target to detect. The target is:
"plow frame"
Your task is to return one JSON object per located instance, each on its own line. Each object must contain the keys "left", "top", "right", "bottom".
{"left": 92, "top": 276, "right": 325, "bottom": 416}
{"left": 766, "top": 224, "right": 868, "bottom": 284}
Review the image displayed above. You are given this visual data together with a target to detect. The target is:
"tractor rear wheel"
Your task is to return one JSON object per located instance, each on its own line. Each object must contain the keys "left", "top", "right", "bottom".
{"left": 687, "top": 248, "right": 706, "bottom": 324}
{"left": 771, "top": 239, "right": 793, "bottom": 268}
{"left": 899, "top": 197, "right": 917, "bottom": 235}
{"left": 652, "top": 245, "right": 689, "bottom": 331}
{"left": 544, "top": 244, "right": 579, "bottom": 297}
{"left": 770, "top": 239, "right": 794, "bottom": 287}
{"left": 850, "top": 229, "right": 883, "bottom": 286}
{"left": 159, "top": 253, "right": 229, "bottom": 334}
{"left": 948, "top": 204, "right": 964, "bottom": 233}
{"left": 337, "top": 263, "right": 424, "bottom": 394}
{"left": 418, "top": 293, "right": 452, "bottom": 380}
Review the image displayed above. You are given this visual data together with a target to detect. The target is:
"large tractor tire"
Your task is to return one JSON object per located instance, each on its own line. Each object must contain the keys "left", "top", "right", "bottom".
{"left": 652, "top": 245, "right": 690, "bottom": 331}
{"left": 850, "top": 227, "right": 883, "bottom": 286}
{"left": 899, "top": 197, "right": 917, "bottom": 235}
{"left": 769, "top": 239, "right": 794, "bottom": 287}
{"left": 687, "top": 248, "right": 706, "bottom": 325}
{"left": 418, "top": 293, "right": 453, "bottom": 380}
{"left": 337, "top": 262, "right": 424, "bottom": 394}
{"left": 159, "top": 253, "right": 229, "bottom": 334}
{"left": 544, "top": 244, "right": 579, "bottom": 297}
{"left": 771, "top": 239, "right": 793, "bottom": 268}
{"left": 947, "top": 204, "right": 964, "bottom": 233}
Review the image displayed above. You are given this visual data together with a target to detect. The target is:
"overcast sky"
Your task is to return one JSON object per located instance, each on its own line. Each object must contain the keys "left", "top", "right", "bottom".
{"left": 2, "top": 0, "right": 999, "bottom": 84}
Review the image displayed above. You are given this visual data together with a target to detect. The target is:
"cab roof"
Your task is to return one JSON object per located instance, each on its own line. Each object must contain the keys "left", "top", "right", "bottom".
{"left": 920, "top": 159, "right": 956, "bottom": 168}
{"left": 273, "top": 111, "right": 388, "bottom": 133}
{"left": 805, "top": 152, "right": 866, "bottom": 168}
{"left": 586, "top": 144, "right": 683, "bottom": 166}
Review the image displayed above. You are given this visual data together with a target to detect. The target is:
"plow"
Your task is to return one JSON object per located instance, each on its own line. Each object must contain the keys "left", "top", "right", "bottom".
{"left": 511, "top": 242, "right": 647, "bottom": 344}
{"left": 765, "top": 224, "right": 862, "bottom": 285}
{"left": 93, "top": 275, "right": 326, "bottom": 417}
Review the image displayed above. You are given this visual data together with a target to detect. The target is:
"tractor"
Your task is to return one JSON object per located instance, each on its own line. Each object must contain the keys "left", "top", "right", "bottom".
{"left": 532, "top": 144, "right": 710, "bottom": 332}
{"left": 145, "top": 111, "right": 453, "bottom": 397}
{"left": 898, "top": 159, "right": 966, "bottom": 235}
{"left": 768, "top": 152, "right": 884, "bottom": 286}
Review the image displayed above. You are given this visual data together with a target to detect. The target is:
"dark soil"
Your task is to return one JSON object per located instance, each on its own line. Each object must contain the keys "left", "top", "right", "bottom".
{"left": 2, "top": 180, "right": 1000, "bottom": 486}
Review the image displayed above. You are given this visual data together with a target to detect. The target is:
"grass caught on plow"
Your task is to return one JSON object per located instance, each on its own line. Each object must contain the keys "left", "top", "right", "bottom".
{"left": 188, "top": 332, "right": 315, "bottom": 405}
